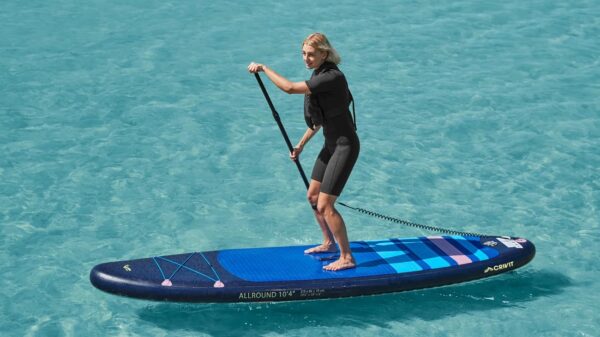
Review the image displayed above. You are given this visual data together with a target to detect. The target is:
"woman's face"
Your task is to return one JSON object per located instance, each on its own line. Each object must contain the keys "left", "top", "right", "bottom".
{"left": 302, "top": 44, "right": 327, "bottom": 69}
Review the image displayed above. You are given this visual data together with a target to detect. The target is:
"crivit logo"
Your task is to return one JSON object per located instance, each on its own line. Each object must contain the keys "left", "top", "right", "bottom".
{"left": 484, "top": 261, "right": 514, "bottom": 273}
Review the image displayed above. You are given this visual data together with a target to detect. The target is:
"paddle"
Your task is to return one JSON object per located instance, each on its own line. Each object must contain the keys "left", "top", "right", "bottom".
{"left": 254, "top": 73, "right": 310, "bottom": 190}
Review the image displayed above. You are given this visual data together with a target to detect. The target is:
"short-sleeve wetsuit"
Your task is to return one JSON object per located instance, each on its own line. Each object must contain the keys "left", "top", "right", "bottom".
{"left": 304, "top": 62, "right": 360, "bottom": 196}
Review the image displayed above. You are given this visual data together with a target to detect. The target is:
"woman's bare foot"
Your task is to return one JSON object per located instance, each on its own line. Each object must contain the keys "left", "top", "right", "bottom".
{"left": 304, "top": 243, "right": 337, "bottom": 254}
{"left": 323, "top": 256, "right": 356, "bottom": 271}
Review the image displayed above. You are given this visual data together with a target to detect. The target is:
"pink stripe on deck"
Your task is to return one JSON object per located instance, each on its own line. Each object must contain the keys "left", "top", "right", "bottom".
{"left": 428, "top": 236, "right": 472, "bottom": 265}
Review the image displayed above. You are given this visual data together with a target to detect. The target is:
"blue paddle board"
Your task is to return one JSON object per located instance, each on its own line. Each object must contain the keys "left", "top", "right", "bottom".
{"left": 90, "top": 235, "right": 535, "bottom": 302}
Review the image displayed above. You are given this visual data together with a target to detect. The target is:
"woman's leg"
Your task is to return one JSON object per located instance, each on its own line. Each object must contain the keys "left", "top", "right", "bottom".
{"left": 304, "top": 179, "right": 337, "bottom": 254}
{"left": 317, "top": 192, "right": 356, "bottom": 271}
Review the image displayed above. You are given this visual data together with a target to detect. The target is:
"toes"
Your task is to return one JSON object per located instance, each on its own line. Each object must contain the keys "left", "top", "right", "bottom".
{"left": 304, "top": 247, "right": 321, "bottom": 254}
{"left": 323, "top": 264, "right": 340, "bottom": 271}
{"left": 323, "top": 264, "right": 337, "bottom": 271}
{"left": 323, "top": 261, "right": 356, "bottom": 271}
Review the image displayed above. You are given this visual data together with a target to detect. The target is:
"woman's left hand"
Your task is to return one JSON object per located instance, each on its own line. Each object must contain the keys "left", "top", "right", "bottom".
{"left": 290, "top": 145, "right": 304, "bottom": 161}
{"left": 247, "top": 62, "right": 264, "bottom": 73}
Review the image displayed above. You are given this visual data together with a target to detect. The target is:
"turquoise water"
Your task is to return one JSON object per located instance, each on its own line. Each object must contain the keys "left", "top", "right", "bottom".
{"left": 1, "top": 0, "right": 599, "bottom": 335}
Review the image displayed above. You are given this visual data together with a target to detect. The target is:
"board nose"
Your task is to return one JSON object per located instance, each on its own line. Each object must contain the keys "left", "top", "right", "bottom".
{"left": 89, "top": 263, "right": 111, "bottom": 291}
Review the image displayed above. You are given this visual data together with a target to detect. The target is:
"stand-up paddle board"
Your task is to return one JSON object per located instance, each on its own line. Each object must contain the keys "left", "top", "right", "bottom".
{"left": 90, "top": 235, "right": 535, "bottom": 302}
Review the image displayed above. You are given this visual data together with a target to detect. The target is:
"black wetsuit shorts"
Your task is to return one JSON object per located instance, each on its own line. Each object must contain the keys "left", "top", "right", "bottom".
{"left": 311, "top": 113, "right": 360, "bottom": 196}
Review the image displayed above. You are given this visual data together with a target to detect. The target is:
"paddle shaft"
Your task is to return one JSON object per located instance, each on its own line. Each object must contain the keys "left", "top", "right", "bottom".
{"left": 254, "top": 73, "right": 310, "bottom": 189}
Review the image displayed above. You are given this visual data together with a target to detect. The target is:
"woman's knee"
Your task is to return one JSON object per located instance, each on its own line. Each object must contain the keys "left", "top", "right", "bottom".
{"left": 307, "top": 192, "right": 319, "bottom": 209}
{"left": 316, "top": 200, "right": 335, "bottom": 217}
{"left": 307, "top": 180, "right": 321, "bottom": 209}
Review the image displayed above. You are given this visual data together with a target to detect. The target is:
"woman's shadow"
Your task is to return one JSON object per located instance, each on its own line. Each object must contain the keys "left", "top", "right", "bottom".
{"left": 136, "top": 269, "right": 570, "bottom": 336}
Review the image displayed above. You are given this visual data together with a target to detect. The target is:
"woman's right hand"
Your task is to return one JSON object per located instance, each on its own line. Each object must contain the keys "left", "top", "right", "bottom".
{"left": 290, "top": 145, "right": 303, "bottom": 161}
{"left": 247, "top": 62, "right": 264, "bottom": 73}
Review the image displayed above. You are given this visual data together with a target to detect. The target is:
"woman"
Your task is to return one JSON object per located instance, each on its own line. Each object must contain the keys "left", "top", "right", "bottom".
{"left": 248, "top": 33, "right": 359, "bottom": 271}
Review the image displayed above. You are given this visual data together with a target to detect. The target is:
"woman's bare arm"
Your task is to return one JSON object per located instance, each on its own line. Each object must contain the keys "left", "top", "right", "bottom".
{"left": 248, "top": 63, "right": 311, "bottom": 95}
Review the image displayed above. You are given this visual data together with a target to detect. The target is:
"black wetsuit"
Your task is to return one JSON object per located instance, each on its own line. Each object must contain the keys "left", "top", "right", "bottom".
{"left": 304, "top": 62, "right": 360, "bottom": 196}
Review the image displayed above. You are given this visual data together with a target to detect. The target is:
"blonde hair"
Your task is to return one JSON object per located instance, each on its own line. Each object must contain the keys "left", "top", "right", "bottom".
{"left": 302, "top": 32, "right": 341, "bottom": 65}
